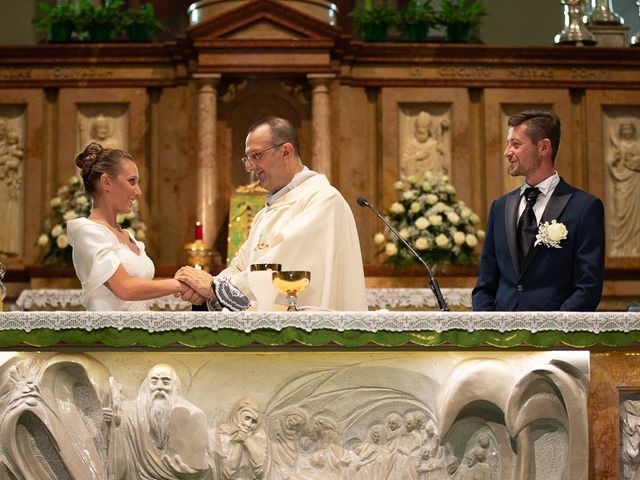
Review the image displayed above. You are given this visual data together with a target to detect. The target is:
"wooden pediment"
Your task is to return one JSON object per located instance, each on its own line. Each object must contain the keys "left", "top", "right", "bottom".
{"left": 187, "top": 0, "right": 341, "bottom": 44}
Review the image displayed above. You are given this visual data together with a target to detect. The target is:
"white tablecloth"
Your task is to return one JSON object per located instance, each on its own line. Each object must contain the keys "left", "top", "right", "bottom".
{"left": 0, "top": 310, "right": 638, "bottom": 334}
{"left": 15, "top": 288, "right": 474, "bottom": 311}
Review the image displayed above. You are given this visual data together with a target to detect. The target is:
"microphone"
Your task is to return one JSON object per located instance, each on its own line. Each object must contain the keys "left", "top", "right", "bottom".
{"left": 357, "top": 197, "right": 449, "bottom": 312}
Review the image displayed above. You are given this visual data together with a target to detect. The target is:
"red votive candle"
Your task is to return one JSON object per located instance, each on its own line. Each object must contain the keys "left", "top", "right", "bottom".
{"left": 195, "top": 221, "right": 203, "bottom": 240}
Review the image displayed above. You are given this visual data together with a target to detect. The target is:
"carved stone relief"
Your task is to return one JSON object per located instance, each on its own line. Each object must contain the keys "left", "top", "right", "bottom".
{"left": 77, "top": 104, "right": 128, "bottom": 153}
{"left": 603, "top": 109, "right": 640, "bottom": 257}
{"left": 0, "top": 108, "right": 25, "bottom": 258}
{"left": 0, "top": 351, "right": 589, "bottom": 480}
{"left": 620, "top": 393, "right": 640, "bottom": 480}
{"left": 399, "top": 106, "right": 451, "bottom": 177}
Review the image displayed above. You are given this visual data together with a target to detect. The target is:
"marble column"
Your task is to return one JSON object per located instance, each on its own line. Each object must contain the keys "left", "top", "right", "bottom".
{"left": 308, "top": 74, "right": 335, "bottom": 180}
{"left": 194, "top": 74, "right": 221, "bottom": 250}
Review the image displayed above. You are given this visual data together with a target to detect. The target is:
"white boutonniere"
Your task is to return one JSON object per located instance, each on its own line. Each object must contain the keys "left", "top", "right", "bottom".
{"left": 535, "top": 220, "right": 568, "bottom": 248}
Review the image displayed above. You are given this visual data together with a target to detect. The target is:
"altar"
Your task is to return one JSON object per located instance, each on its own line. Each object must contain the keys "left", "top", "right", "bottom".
{"left": 0, "top": 310, "right": 638, "bottom": 479}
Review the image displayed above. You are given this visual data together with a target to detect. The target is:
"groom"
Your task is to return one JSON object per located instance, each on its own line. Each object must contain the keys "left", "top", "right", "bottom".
{"left": 472, "top": 110, "right": 605, "bottom": 311}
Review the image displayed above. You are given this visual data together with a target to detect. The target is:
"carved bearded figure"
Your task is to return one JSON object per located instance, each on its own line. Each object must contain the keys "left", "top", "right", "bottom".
{"left": 108, "top": 363, "right": 211, "bottom": 480}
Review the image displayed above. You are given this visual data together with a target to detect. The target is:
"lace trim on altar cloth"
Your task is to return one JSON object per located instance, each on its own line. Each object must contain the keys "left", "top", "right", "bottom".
{"left": 1, "top": 310, "right": 639, "bottom": 334}
{"left": 15, "top": 288, "right": 472, "bottom": 312}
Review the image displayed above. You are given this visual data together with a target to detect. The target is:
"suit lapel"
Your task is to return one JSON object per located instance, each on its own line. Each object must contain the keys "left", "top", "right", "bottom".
{"left": 518, "top": 178, "right": 574, "bottom": 280}
{"left": 540, "top": 182, "right": 573, "bottom": 224}
{"left": 505, "top": 189, "right": 521, "bottom": 274}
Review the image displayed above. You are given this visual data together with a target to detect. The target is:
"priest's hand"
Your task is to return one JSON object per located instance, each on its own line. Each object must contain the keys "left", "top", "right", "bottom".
{"left": 179, "top": 282, "right": 206, "bottom": 305}
{"left": 175, "top": 266, "right": 214, "bottom": 299}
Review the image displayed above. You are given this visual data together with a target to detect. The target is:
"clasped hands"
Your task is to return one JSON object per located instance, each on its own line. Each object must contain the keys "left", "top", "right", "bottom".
{"left": 174, "top": 266, "right": 215, "bottom": 305}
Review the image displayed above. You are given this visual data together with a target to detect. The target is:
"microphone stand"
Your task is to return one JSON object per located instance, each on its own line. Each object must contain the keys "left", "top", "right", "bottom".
{"left": 357, "top": 197, "right": 449, "bottom": 312}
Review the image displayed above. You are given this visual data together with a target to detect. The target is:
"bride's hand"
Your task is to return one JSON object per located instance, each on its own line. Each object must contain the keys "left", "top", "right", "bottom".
{"left": 178, "top": 282, "right": 205, "bottom": 305}
{"left": 174, "top": 266, "right": 214, "bottom": 299}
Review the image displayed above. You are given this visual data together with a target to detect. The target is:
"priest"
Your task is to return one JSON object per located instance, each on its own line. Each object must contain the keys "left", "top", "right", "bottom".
{"left": 176, "top": 116, "right": 368, "bottom": 311}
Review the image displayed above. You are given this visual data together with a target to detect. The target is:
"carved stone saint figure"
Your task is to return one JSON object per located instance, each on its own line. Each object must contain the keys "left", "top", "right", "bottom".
{"left": 401, "top": 111, "right": 449, "bottom": 177}
{"left": 213, "top": 396, "right": 268, "bottom": 480}
{"left": 607, "top": 120, "right": 640, "bottom": 257}
{"left": 88, "top": 113, "right": 120, "bottom": 149}
{"left": 621, "top": 399, "right": 640, "bottom": 480}
{"left": 107, "top": 363, "right": 211, "bottom": 480}
{"left": 268, "top": 407, "right": 307, "bottom": 479}
{"left": 299, "top": 413, "right": 351, "bottom": 479}
{"left": 352, "top": 424, "right": 388, "bottom": 480}
{"left": 0, "top": 118, "right": 25, "bottom": 256}
{"left": 458, "top": 447, "right": 492, "bottom": 480}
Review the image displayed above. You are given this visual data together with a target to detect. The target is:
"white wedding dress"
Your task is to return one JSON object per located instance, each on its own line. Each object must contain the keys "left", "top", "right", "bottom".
{"left": 67, "top": 217, "right": 154, "bottom": 311}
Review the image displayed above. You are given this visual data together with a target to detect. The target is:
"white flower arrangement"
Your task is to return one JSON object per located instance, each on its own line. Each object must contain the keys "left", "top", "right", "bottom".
{"left": 375, "top": 172, "right": 484, "bottom": 269}
{"left": 534, "top": 219, "right": 567, "bottom": 249}
{"left": 39, "top": 175, "right": 147, "bottom": 266}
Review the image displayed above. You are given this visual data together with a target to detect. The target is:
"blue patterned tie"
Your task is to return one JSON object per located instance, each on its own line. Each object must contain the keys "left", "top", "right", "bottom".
{"left": 517, "top": 187, "right": 541, "bottom": 263}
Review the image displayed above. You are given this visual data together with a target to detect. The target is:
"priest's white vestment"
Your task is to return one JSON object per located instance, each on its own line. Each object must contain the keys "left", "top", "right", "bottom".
{"left": 220, "top": 173, "right": 368, "bottom": 311}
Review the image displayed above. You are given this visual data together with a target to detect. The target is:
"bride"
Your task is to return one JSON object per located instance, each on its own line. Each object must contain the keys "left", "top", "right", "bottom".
{"left": 67, "top": 143, "right": 202, "bottom": 311}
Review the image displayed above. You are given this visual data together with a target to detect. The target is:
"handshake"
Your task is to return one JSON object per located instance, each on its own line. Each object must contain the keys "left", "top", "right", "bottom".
{"left": 172, "top": 266, "right": 215, "bottom": 305}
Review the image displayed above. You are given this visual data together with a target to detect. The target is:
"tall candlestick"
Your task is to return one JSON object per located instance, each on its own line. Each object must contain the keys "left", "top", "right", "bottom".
{"left": 195, "top": 221, "right": 203, "bottom": 241}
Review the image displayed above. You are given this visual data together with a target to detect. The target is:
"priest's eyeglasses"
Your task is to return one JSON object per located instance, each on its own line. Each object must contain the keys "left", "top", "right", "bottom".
{"left": 241, "top": 143, "right": 285, "bottom": 166}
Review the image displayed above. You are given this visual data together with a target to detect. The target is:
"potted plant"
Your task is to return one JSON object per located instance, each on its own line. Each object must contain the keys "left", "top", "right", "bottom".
{"left": 396, "top": 0, "right": 437, "bottom": 42}
{"left": 32, "top": 0, "right": 78, "bottom": 43}
{"left": 439, "top": 0, "right": 487, "bottom": 43}
{"left": 351, "top": 0, "right": 396, "bottom": 42}
{"left": 77, "top": 0, "right": 124, "bottom": 42}
{"left": 123, "top": 3, "right": 166, "bottom": 42}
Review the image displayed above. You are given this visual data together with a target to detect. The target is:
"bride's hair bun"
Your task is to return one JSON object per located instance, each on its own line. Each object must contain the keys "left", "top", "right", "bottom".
{"left": 75, "top": 142, "right": 103, "bottom": 175}
{"left": 74, "top": 142, "right": 133, "bottom": 196}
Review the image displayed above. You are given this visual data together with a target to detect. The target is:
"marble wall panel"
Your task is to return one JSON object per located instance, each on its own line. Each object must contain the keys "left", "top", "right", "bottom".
{"left": 148, "top": 84, "right": 199, "bottom": 265}
{"left": 380, "top": 88, "right": 472, "bottom": 216}
{"left": 0, "top": 350, "right": 589, "bottom": 479}
{"left": 0, "top": 89, "right": 43, "bottom": 268}
{"left": 0, "top": 106, "right": 26, "bottom": 259}
{"left": 589, "top": 352, "right": 640, "bottom": 479}
{"left": 585, "top": 90, "right": 640, "bottom": 264}
{"left": 56, "top": 88, "right": 147, "bottom": 209}
{"left": 337, "top": 85, "right": 378, "bottom": 263}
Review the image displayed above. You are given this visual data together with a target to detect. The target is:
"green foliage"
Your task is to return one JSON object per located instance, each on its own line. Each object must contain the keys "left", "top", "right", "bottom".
{"left": 31, "top": 0, "right": 77, "bottom": 30}
{"left": 351, "top": 1, "right": 396, "bottom": 36}
{"left": 439, "top": 0, "right": 487, "bottom": 28}
{"left": 396, "top": 0, "right": 437, "bottom": 27}
{"left": 77, "top": 0, "right": 124, "bottom": 29}
{"left": 31, "top": 0, "right": 166, "bottom": 42}
{"left": 122, "top": 3, "right": 167, "bottom": 40}
{"left": 122, "top": 3, "right": 166, "bottom": 31}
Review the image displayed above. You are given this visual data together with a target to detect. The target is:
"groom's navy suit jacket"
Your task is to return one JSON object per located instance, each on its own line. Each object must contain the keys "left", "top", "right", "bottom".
{"left": 472, "top": 178, "right": 605, "bottom": 311}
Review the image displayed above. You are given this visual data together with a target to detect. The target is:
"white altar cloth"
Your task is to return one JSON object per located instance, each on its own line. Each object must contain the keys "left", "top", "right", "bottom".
{"left": 0, "top": 310, "right": 638, "bottom": 334}
{"left": 15, "top": 288, "right": 474, "bottom": 311}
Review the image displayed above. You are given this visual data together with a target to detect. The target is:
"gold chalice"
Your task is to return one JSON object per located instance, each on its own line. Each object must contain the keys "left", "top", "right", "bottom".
{"left": 250, "top": 263, "right": 282, "bottom": 272}
{"left": 272, "top": 271, "right": 311, "bottom": 311}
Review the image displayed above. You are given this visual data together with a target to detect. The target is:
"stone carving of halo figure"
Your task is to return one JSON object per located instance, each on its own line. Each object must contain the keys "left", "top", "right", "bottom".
{"left": 607, "top": 119, "right": 640, "bottom": 257}
{"left": 401, "top": 111, "right": 449, "bottom": 177}
{"left": 0, "top": 118, "right": 25, "bottom": 256}
{"left": 88, "top": 113, "right": 120, "bottom": 149}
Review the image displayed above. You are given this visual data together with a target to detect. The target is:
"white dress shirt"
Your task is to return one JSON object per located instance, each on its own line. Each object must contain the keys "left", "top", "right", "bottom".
{"left": 518, "top": 172, "right": 560, "bottom": 224}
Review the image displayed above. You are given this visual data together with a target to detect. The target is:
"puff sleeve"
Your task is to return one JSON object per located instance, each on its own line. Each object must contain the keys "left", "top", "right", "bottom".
{"left": 67, "top": 218, "right": 121, "bottom": 305}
